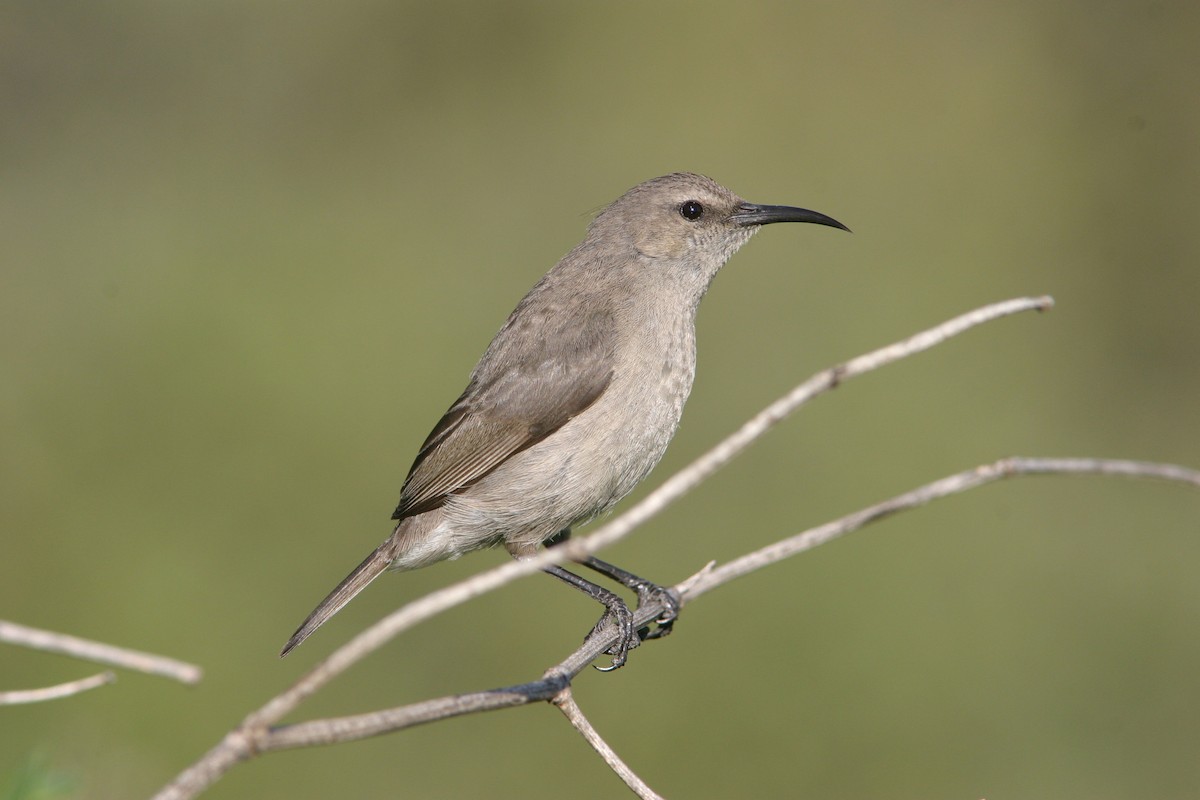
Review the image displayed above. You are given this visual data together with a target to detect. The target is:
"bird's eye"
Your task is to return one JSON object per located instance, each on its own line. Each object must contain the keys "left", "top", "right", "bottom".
{"left": 679, "top": 200, "right": 704, "bottom": 221}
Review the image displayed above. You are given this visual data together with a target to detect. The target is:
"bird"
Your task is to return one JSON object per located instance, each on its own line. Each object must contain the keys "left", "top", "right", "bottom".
{"left": 281, "top": 172, "right": 847, "bottom": 668}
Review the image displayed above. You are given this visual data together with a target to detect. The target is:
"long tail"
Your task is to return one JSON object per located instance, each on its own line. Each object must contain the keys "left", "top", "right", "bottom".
{"left": 280, "top": 540, "right": 394, "bottom": 657}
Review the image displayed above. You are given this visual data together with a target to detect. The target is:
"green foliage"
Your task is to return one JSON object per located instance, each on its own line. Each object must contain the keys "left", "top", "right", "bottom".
{"left": 2, "top": 754, "right": 77, "bottom": 800}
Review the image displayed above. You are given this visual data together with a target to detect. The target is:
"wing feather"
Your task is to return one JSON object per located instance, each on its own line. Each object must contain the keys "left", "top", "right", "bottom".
{"left": 391, "top": 298, "right": 615, "bottom": 520}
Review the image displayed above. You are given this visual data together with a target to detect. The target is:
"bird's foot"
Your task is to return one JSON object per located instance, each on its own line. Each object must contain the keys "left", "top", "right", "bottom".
{"left": 578, "top": 556, "right": 681, "bottom": 642}
{"left": 585, "top": 581, "right": 680, "bottom": 670}
{"left": 631, "top": 580, "right": 680, "bottom": 641}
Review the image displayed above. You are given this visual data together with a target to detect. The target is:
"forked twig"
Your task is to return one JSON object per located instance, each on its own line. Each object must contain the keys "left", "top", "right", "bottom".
{"left": 169, "top": 456, "right": 1200, "bottom": 761}
{"left": 253, "top": 295, "right": 1056, "bottom": 724}
{"left": 156, "top": 296, "right": 1138, "bottom": 800}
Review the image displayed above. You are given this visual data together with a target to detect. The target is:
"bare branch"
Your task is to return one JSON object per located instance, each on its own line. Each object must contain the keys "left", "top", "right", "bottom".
{"left": 552, "top": 687, "right": 665, "bottom": 800}
{"left": 259, "top": 295, "right": 1058, "bottom": 723}
{"left": 184, "top": 456, "right": 1200, "bottom": 763}
{"left": 262, "top": 674, "right": 568, "bottom": 750}
{"left": 0, "top": 620, "right": 202, "bottom": 685}
{"left": 152, "top": 296, "right": 1060, "bottom": 799}
{"left": 0, "top": 671, "right": 116, "bottom": 705}
{"left": 151, "top": 450, "right": 1197, "bottom": 800}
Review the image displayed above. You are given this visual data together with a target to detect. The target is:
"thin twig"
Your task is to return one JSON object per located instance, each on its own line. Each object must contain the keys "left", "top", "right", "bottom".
{"left": 681, "top": 456, "right": 1200, "bottom": 599}
{"left": 261, "top": 296, "right": 1055, "bottom": 719}
{"left": 152, "top": 296, "right": 1056, "bottom": 799}
{"left": 151, "top": 451, "right": 1199, "bottom": 800}
{"left": 552, "top": 687, "right": 665, "bottom": 800}
{"left": 180, "top": 456, "right": 1200, "bottom": 763}
{"left": 570, "top": 296, "right": 1057, "bottom": 560}
{"left": 262, "top": 674, "right": 569, "bottom": 750}
{"left": 0, "top": 621, "right": 202, "bottom": 685}
{"left": 0, "top": 671, "right": 116, "bottom": 705}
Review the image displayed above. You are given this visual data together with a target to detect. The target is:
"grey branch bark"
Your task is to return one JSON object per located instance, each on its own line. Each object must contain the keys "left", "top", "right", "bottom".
{"left": 553, "top": 687, "right": 666, "bottom": 800}
{"left": 149, "top": 296, "right": 1200, "bottom": 800}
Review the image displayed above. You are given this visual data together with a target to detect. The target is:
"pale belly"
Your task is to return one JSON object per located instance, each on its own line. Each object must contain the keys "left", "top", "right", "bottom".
{"left": 390, "top": 305, "right": 699, "bottom": 570}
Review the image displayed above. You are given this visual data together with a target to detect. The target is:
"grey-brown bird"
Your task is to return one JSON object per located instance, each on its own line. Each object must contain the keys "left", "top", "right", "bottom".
{"left": 281, "top": 172, "right": 847, "bottom": 668}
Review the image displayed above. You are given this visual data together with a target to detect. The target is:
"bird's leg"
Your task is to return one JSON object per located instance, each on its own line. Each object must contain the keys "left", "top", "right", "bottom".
{"left": 543, "top": 529, "right": 679, "bottom": 642}
{"left": 541, "top": 564, "right": 638, "bottom": 671}
{"left": 509, "top": 534, "right": 638, "bottom": 670}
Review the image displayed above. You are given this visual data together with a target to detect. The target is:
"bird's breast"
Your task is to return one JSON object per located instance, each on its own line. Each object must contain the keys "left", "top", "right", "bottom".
{"left": 580, "top": 304, "right": 698, "bottom": 505}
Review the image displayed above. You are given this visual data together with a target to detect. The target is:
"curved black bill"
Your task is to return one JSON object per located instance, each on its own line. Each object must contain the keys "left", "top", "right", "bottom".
{"left": 731, "top": 202, "right": 850, "bottom": 233}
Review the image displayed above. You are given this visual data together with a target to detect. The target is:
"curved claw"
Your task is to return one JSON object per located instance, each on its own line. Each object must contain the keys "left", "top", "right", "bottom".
{"left": 633, "top": 582, "right": 680, "bottom": 641}
{"left": 588, "top": 597, "right": 638, "bottom": 671}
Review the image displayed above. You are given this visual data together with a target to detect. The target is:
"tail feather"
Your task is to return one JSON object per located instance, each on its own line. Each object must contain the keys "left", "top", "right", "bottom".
{"left": 280, "top": 541, "right": 393, "bottom": 657}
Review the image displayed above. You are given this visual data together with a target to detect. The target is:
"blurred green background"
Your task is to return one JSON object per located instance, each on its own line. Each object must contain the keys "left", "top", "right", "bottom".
{"left": 3, "top": 3, "right": 1199, "bottom": 798}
